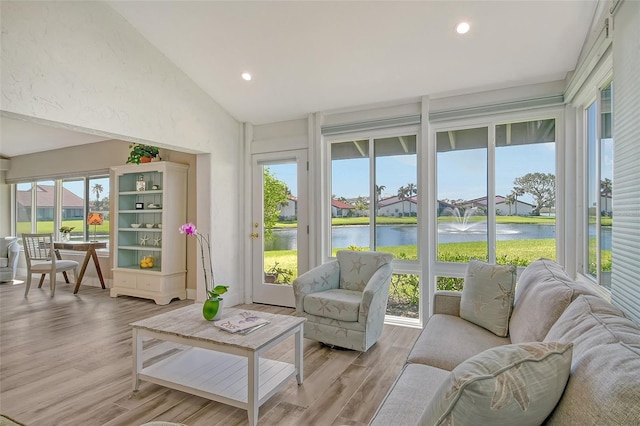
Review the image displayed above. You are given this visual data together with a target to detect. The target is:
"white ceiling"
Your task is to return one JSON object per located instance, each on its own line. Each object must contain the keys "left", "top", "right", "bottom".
{"left": 1, "top": 0, "right": 599, "bottom": 158}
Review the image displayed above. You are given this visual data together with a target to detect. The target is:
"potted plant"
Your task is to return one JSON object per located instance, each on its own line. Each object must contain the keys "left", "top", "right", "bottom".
{"left": 126, "top": 144, "right": 160, "bottom": 164}
{"left": 264, "top": 262, "right": 293, "bottom": 284}
{"left": 59, "top": 226, "right": 75, "bottom": 242}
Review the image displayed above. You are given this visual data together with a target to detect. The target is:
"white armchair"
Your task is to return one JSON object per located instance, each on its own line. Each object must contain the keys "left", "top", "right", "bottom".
{"left": 293, "top": 250, "right": 394, "bottom": 351}
{"left": 0, "top": 237, "right": 20, "bottom": 283}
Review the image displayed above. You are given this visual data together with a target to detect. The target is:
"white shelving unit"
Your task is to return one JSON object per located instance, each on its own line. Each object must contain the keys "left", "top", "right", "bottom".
{"left": 110, "top": 161, "right": 188, "bottom": 305}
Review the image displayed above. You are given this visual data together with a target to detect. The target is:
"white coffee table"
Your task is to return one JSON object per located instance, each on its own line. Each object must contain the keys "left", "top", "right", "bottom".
{"left": 131, "top": 305, "right": 305, "bottom": 425}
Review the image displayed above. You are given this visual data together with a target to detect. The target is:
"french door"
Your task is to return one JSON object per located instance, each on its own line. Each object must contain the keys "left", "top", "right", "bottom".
{"left": 251, "top": 150, "right": 308, "bottom": 307}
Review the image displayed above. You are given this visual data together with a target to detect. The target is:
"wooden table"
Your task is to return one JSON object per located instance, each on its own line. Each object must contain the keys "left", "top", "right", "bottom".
{"left": 54, "top": 241, "right": 107, "bottom": 294}
{"left": 131, "top": 305, "right": 305, "bottom": 425}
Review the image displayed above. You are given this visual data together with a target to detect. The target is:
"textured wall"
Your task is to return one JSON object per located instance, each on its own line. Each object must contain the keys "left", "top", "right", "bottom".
{"left": 1, "top": 1, "right": 243, "bottom": 303}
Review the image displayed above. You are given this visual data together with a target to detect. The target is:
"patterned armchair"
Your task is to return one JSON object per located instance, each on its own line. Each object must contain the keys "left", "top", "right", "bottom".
{"left": 0, "top": 237, "right": 20, "bottom": 283}
{"left": 293, "top": 250, "right": 394, "bottom": 351}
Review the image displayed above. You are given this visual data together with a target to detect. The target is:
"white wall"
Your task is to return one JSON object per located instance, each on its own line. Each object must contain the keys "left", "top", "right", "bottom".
{"left": 1, "top": 1, "right": 242, "bottom": 304}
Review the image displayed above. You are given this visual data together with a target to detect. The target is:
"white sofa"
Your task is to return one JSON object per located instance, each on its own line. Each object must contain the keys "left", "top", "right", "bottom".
{"left": 370, "top": 259, "right": 640, "bottom": 425}
{"left": 0, "top": 236, "right": 19, "bottom": 283}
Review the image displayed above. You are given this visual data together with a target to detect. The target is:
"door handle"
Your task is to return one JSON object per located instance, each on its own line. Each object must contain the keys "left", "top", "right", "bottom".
{"left": 250, "top": 233, "right": 259, "bottom": 239}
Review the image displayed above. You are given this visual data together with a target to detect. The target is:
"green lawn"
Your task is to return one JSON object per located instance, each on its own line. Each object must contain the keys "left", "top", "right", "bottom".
{"left": 17, "top": 220, "right": 111, "bottom": 235}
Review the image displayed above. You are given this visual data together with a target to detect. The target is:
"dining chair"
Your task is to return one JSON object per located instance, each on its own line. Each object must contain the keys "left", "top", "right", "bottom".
{"left": 22, "top": 233, "right": 79, "bottom": 297}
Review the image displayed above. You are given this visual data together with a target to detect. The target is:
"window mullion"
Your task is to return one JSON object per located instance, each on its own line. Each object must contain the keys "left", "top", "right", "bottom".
{"left": 369, "top": 137, "right": 376, "bottom": 251}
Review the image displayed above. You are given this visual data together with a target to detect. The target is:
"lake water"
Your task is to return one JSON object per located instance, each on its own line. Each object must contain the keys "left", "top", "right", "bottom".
{"left": 266, "top": 224, "right": 611, "bottom": 251}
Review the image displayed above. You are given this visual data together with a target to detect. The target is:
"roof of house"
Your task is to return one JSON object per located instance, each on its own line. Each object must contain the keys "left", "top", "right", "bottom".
{"left": 331, "top": 199, "right": 355, "bottom": 209}
{"left": 16, "top": 185, "right": 85, "bottom": 208}
{"left": 464, "top": 195, "right": 534, "bottom": 207}
{"left": 378, "top": 195, "right": 417, "bottom": 208}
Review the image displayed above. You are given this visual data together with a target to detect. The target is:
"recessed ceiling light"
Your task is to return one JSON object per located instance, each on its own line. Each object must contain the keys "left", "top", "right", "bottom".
{"left": 241, "top": 72, "right": 252, "bottom": 81}
{"left": 456, "top": 22, "right": 470, "bottom": 35}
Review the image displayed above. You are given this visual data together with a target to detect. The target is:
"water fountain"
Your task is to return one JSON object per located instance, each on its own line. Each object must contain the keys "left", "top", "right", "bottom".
{"left": 439, "top": 207, "right": 486, "bottom": 233}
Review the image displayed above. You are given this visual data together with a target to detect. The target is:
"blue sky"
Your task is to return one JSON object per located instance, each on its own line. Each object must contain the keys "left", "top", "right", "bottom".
{"left": 269, "top": 144, "right": 562, "bottom": 205}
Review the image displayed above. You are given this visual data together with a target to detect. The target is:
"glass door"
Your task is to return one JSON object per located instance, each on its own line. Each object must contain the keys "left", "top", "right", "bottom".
{"left": 251, "top": 150, "right": 308, "bottom": 306}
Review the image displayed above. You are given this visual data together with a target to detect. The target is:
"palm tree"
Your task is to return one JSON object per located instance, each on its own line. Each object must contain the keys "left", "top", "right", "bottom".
{"left": 512, "top": 187, "right": 524, "bottom": 215}
{"left": 405, "top": 183, "right": 417, "bottom": 215}
{"left": 504, "top": 194, "right": 516, "bottom": 215}
{"left": 397, "top": 185, "right": 407, "bottom": 217}
{"left": 92, "top": 183, "right": 104, "bottom": 209}
{"left": 375, "top": 184, "right": 386, "bottom": 213}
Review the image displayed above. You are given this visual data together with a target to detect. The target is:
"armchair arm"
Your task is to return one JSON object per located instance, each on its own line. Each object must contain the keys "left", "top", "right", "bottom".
{"left": 360, "top": 264, "right": 393, "bottom": 325}
{"left": 433, "top": 290, "right": 462, "bottom": 316}
{"left": 292, "top": 260, "right": 340, "bottom": 314}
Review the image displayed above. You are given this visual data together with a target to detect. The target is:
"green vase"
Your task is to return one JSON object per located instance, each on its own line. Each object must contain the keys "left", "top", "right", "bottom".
{"left": 202, "top": 298, "right": 223, "bottom": 321}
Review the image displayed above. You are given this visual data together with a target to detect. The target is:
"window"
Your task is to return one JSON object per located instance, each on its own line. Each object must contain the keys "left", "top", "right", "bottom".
{"left": 330, "top": 134, "right": 418, "bottom": 257}
{"left": 435, "top": 117, "right": 557, "bottom": 268}
{"left": 585, "top": 81, "right": 613, "bottom": 288}
{"left": 329, "top": 131, "right": 418, "bottom": 319}
{"left": 14, "top": 175, "right": 110, "bottom": 244}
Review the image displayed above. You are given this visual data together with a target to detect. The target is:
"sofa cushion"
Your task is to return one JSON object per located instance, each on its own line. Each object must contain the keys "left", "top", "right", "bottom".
{"left": 509, "top": 259, "right": 599, "bottom": 343}
{"left": 407, "top": 314, "right": 510, "bottom": 371}
{"left": 421, "top": 342, "right": 573, "bottom": 426}
{"left": 369, "top": 363, "right": 450, "bottom": 426}
{"left": 303, "top": 289, "right": 361, "bottom": 322}
{"left": 460, "top": 260, "right": 516, "bottom": 337}
{"left": 544, "top": 294, "right": 640, "bottom": 351}
{"left": 544, "top": 295, "right": 640, "bottom": 424}
{"left": 337, "top": 250, "right": 392, "bottom": 292}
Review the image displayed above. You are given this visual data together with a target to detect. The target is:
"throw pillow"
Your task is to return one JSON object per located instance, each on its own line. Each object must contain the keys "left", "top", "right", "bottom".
{"left": 460, "top": 260, "right": 517, "bottom": 337}
{"left": 420, "top": 342, "right": 573, "bottom": 426}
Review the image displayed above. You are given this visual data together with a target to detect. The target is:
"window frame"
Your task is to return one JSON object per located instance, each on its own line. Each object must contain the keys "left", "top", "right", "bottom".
{"left": 13, "top": 173, "right": 110, "bottom": 245}
{"left": 323, "top": 124, "right": 422, "bottom": 326}
{"left": 428, "top": 107, "right": 564, "bottom": 294}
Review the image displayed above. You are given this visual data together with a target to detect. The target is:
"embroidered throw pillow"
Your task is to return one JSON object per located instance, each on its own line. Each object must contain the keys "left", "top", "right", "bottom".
{"left": 420, "top": 342, "right": 573, "bottom": 426}
{"left": 460, "top": 260, "right": 517, "bottom": 337}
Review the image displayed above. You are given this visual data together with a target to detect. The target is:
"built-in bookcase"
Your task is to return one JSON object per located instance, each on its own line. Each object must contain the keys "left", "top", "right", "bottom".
{"left": 110, "top": 161, "right": 188, "bottom": 305}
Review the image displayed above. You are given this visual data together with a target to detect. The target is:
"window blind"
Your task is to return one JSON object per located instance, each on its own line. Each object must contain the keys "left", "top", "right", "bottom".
{"left": 610, "top": 0, "right": 640, "bottom": 324}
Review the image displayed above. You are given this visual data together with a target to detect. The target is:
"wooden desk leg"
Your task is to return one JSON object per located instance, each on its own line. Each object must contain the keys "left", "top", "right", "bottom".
{"left": 54, "top": 249, "right": 70, "bottom": 284}
{"left": 73, "top": 250, "right": 93, "bottom": 294}
{"left": 90, "top": 248, "right": 106, "bottom": 289}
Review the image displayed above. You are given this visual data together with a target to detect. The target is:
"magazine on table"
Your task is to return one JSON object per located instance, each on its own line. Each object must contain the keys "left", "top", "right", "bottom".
{"left": 214, "top": 311, "right": 270, "bottom": 334}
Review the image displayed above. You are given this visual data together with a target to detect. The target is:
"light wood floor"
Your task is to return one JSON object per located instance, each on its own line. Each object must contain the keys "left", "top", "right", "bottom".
{"left": 0, "top": 280, "right": 421, "bottom": 426}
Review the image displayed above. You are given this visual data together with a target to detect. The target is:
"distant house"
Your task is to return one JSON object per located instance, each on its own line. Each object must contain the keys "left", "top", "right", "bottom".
{"left": 461, "top": 195, "right": 535, "bottom": 216}
{"left": 331, "top": 199, "right": 355, "bottom": 217}
{"left": 279, "top": 196, "right": 297, "bottom": 219}
{"left": 16, "top": 185, "right": 84, "bottom": 221}
{"left": 377, "top": 195, "right": 417, "bottom": 217}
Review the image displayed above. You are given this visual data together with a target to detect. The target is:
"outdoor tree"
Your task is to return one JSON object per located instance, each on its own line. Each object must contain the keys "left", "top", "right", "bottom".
{"left": 397, "top": 185, "right": 407, "bottom": 216}
{"left": 513, "top": 172, "right": 555, "bottom": 215}
{"left": 504, "top": 193, "right": 515, "bottom": 215}
{"left": 263, "top": 168, "right": 290, "bottom": 238}
{"left": 354, "top": 196, "right": 368, "bottom": 214}
{"left": 92, "top": 183, "right": 103, "bottom": 204}
{"left": 405, "top": 183, "right": 417, "bottom": 215}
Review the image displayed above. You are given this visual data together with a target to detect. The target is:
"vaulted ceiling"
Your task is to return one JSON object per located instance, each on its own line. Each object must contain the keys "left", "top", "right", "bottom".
{"left": 1, "top": 1, "right": 600, "bottom": 157}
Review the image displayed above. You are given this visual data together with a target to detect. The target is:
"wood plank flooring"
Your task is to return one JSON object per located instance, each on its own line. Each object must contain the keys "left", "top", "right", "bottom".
{"left": 0, "top": 281, "right": 421, "bottom": 425}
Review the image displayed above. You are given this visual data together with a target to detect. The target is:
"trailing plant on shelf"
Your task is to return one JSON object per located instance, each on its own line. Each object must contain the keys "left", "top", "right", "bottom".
{"left": 126, "top": 144, "right": 160, "bottom": 164}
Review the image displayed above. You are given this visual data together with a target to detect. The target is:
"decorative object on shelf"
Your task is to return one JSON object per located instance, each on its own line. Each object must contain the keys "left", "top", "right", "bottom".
{"left": 147, "top": 203, "right": 161, "bottom": 209}
{"left": 145, "top": 223, "right": 154, "bottom": 229}
{"left": 153, "top": 236, "right": 162, "bottom": 247}
{"left": 140, "top": 256, "right": 154, "bottom": 269}
{"left": 136, "top": 175, "right": 146, "bottom": 192}
{"left": 126, "top": 144, "right": 160, "bottom": 164}
{"left": 131, "top": 223, "right": 141, "bottom": 228}
{"left": 59, "top": 226, "right": 75, "bottom": 242}
{"left": 135, "top": 202, "right": 144, "bottom": 210}
{"left": 140, "top": 235, "right": 149, "bottom": 246}
{"left": 179, "top": 222, "right": 228, "bottom": 320}
{"left": 87, "top": 212, "right": 104, "bottom": 242}
{"left": 152, "top": 184, "right": 160, "bottom": 190}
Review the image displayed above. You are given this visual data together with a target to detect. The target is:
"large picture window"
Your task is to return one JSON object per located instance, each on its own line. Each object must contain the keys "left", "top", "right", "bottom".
{"left": 435, "top": 117, "right": 557, "bottom": 273}
{"left": 329, "top": 131, "right": 418, "bottom": 319}
{"left": 15, "top": 175, "right": 110, "bottom": 244}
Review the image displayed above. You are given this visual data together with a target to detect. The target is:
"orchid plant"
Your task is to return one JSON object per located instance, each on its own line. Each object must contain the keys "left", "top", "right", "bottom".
{"left": 179, "top": 222, "right": 228, "bottom": 302}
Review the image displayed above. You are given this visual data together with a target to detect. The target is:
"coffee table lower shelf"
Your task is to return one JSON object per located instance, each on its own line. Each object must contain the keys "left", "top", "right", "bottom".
{"left": 140, "top": 347, "right": 296, "bottom": 407}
